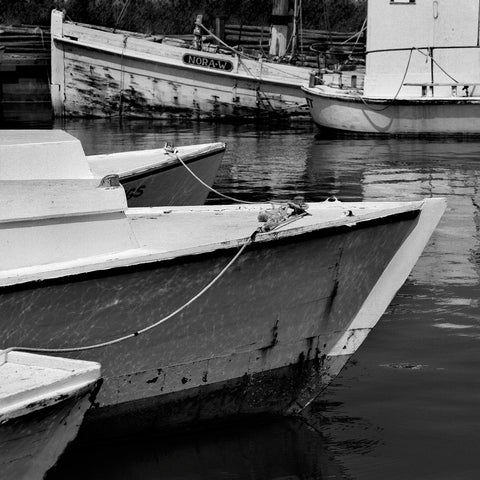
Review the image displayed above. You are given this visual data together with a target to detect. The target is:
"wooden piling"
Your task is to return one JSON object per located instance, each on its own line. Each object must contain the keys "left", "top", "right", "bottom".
{"left": 270, "top": 0, "right": 290, "bottom": 57}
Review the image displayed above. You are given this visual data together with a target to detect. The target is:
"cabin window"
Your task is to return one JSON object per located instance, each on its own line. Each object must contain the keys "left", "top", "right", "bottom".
{"left": 390, "top": 0, "right": 415, "bottom": 3}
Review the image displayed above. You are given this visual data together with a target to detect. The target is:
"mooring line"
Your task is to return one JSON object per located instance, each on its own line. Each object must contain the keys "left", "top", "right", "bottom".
{"left": 9, "top": 206, "right": 310, "bottom": 355}
{"left": 11, "top": 236, "right": 254, "bottom": 354}
{"left": 174, "top": 151, "right": 259, "bottom": 204}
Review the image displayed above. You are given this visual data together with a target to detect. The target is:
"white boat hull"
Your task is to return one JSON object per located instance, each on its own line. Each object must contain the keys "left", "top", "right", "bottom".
{"left": 51, "top": 11, "right": 312, "bottom": 121}
{"left": 87, "top": 143, "right": 225, "bottom": 207}
{"left": 0, "top": 384, "right": 95, "bottom": 480}
{"left": 0, "top": 352, "right": 100, "bottom": 480}
{"left": 303, "top": 85, "right": 480, "bottom": 135}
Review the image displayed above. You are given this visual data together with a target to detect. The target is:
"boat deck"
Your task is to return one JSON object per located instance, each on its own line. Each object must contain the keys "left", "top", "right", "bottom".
{"left": 0, "top": 201, "right": 424, "bottom": 288}
{"left": 0, "top": 351, "right": 100, "bottom": 420}
{"left": 127, "top": 201, "right": 421, "bottom": 254}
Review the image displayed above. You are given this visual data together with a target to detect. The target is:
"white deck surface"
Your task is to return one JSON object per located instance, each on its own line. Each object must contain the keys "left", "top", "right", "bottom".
{"left": 0, "top": 200, "right": 427, "bottom": 288}
{"left": 0, "top": 351, "right": 100, "bottom": 419}
{"left": 127, "top": 201, "right": 422, "bottom": 253}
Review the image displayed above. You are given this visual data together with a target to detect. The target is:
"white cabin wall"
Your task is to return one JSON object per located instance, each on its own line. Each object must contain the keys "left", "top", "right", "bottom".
{"left": 365, "top": 0, "right": 480, "bottom": 98}
{"left": 0, "top": 212, "right": 137, "bottom": 271}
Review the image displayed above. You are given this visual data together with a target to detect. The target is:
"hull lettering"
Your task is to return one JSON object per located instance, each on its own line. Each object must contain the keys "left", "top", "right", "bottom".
{"left": 183, "top": 53, "right": 233, "bottom": 72}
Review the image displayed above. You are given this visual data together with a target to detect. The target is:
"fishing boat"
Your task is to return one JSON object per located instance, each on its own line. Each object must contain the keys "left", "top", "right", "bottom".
{"left": 0, "top": 349, "right": 100, "bottom": 480}
{"left": 49, "top": 9, "right": 314, "bottom": 121}
{"left": 303, "top": 0, "right": 480, "bottom": 135}
{"left": 0, "top": 129, "right": 445, "bottom": 436}
{"left": 87, "top": 141, "right": 225, "bottom": 207}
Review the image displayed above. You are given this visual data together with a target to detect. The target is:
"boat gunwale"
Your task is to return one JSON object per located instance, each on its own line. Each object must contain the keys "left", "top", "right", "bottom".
{"left": 302, "top": 85, "right": 480, "bottom": 105}
{"left": 0, "top": 350, "right": 101, "bottom": 421}
{"left": 53, "top": 35, "right": 311, "bottom": 88}
{"left": 112, "top": 144, "right": 225, "bottom": 182}
{"left": 0, "top": 204, "right": 422, "bottom": 291}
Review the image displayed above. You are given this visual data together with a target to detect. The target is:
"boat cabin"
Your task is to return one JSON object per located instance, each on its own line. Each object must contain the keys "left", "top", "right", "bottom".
{"left": 0, "top": 130, "right": 138, "bottom": 271}
{"left": 365, "top": 0, "right": 480, "bottom": 98}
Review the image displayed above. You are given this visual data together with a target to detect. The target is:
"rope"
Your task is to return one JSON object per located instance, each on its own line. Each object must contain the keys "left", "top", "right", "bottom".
{"left": 12, "top": 236, "right": 253, "bottom": 354}
{"left": 412, "top": 47, "right": 458, "bottom": 83}
{"left": 355, "top": 47, "right": 413, "bottom": 112}
{"left": 198, "top": 21, "right": 309, "bottom": 82}
{"left": 174, "top": 150, "right": 286, "bottom": 205}
{"left": 345, "top": 17, "right": 366, "bottom": 61}
{"left": 114, "top": 0, "right": 132, "bottom": 31}
{"left": 118, "top": 34, "right": 129, "bottom": 115}
{"left": 9, "top": 209, "right": 308, "bottom": 355}
{"left": 174, "top": 152, "right": 259, "bottom": 204}
{"left": 356, "top": 46, "right": 461, "bottom": 112}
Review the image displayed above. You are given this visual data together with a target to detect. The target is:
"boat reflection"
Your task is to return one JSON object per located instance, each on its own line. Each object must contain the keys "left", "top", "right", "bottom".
{"left": 305, "top": 137, "right": 480, "bottom": 286}
{"left": 47, "top": 418, "right": 347, "bottom": 480}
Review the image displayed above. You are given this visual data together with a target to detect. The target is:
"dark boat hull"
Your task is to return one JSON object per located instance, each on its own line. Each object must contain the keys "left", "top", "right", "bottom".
{"left": 0, "top": 211, "right": 419, "bottom": 434}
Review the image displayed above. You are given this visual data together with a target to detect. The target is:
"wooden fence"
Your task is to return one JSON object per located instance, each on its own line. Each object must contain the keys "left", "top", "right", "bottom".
{"left": 224, "top": 24, "right": 365, "bottom": 67}
{"left": 0, "top": 25, "right": 51, "bottom": 113}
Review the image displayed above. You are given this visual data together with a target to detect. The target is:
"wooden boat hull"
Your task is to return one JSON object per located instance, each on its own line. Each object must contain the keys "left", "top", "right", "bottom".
{"left": 87, "top": 144, "right": 225, "bottom": 207}
{"left": 0, "top": 199, "right": 444, "bottom": 436}
{"left": 50, "top": 11, "right": 312, "bottom": 121}
{"left": 303, "top": 85, "right": 480, "bottom": 135}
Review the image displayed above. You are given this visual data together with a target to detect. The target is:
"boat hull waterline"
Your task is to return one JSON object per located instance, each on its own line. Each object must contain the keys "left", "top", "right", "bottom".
{"left": 0, "top": 200, "right": 445, "bottom": 436}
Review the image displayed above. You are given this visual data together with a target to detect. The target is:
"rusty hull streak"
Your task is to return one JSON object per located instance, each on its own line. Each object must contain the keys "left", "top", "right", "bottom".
{"left": 63, "top": 56, "right": 304, "bottom": 120}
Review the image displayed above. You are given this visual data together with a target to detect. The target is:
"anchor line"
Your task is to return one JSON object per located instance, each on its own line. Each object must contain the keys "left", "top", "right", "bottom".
{"left": 8, "top": 213, "right": 307, "bottom": 355}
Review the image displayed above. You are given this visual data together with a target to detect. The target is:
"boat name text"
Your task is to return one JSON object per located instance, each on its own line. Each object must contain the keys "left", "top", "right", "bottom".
{"left": 183, "top": 54, "right": 233, "bottom": 72}
{"left": 126, "top": 184, "right": 146, "bottom": 200}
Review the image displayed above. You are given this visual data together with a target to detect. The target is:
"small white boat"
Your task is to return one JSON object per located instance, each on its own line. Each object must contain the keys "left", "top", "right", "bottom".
{"left": 0, "top": 350, "right": 101, "bottom": 480}
{"left": 0, "top": 129, "right": 445, "bottom": 436}
{"left": 303, "top": 0, "right": 480, "bottom": 135}
{"left": 87, "top": 142, "right": 226, "bottom": 207}
{"left": 50, "top": 10, "right": 313, "bottom": 121}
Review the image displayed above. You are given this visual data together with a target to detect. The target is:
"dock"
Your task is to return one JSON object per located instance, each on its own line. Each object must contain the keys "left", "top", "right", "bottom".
{"left": 0, "top": 25, "right": 52, "bottom": 122}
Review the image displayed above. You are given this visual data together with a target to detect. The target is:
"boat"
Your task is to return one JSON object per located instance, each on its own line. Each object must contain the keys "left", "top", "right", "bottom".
{"left": 0, "top": 349, "right": 101, "bottom": 480}
{"left": 0, "top": 129, "right": 445, "bottom": 437}
{"left": 303, "top": 0, "right": 480, "bottom": 135}
{"left": 87, "top": 141, "right": 226, "bottom": 207}
{"left": 49, "top": 9, "right": 314, "bottom": 121}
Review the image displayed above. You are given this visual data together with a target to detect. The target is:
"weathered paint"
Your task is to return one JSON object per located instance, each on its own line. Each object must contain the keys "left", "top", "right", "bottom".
{"left": 0, "top": 208, "right": 438, "bottom": 434}
{"left": 50, "top": 10, "right": 312, "bottom": 121}
{"left": 0, "top": 351, "right": 100, "bottom": 480}
{"left": 0, "top": 130, "right": 445, "bottom": 434}
{"left": 0, "top": 383, "right": 98, "bottom": 480}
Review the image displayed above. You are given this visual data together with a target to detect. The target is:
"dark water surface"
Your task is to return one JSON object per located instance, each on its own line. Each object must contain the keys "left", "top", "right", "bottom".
{"left": 4, "top": 116, "right": 479, "bottom": 479}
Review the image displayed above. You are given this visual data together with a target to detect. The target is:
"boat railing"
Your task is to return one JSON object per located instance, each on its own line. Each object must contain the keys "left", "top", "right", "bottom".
{"left": 403, "top": 82, "right": 480, "bottom": 97}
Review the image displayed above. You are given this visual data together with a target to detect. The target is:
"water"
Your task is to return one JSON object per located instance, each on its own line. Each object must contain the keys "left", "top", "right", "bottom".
{"left": 4, "top": 116, "right": 480, "bottom": 479}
